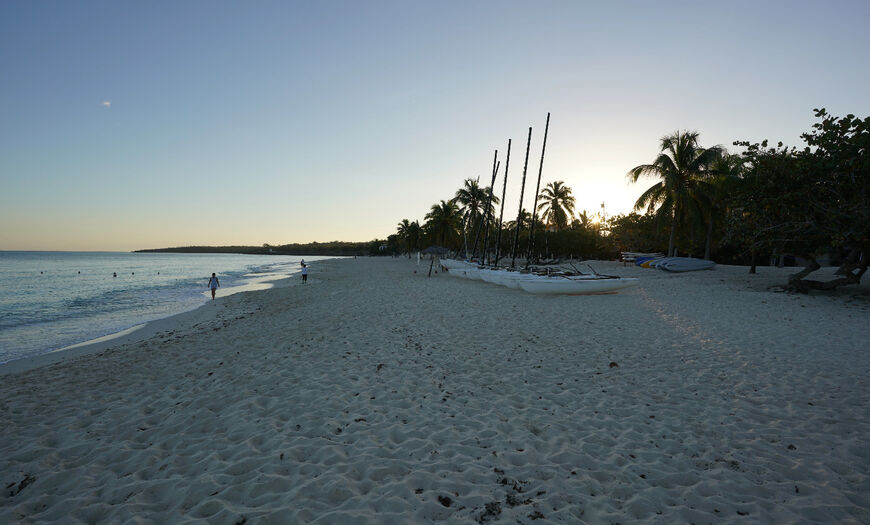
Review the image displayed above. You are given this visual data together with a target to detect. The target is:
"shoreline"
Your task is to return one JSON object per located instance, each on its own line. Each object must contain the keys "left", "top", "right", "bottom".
{"left": 2, "top": 257, "right": 868, "bottom": 523}
{"left": 2, "top": 259, "right": 865, "bottom": 377}
{"left": 0, "top": 266, "right": 309, "bottom": 377}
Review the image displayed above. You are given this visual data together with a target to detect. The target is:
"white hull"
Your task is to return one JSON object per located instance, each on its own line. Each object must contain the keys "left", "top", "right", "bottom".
{"left": 495, "top": 271, "right": 544, "bottom": 289}
{"left": 441, "top": 259, "right": 638, "bottom": 294}
{"left": 518, "top": 277, "right": 639, "bottom": 295}
{"left": 439, "top": 258, "right": 474, "bottom": 271}
{"left": 439, "top": 258, "right": 479, "bottom": 279}
{"left": 464, "top": 268, "right": 482, "bottom": 280}
{"left": 478, "top": 269, "right": 503, "bottom": 284}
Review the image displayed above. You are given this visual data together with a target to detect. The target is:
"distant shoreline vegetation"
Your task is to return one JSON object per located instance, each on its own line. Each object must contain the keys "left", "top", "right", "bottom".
{"left": 136, "top": 241, "right": 380, "bottom": 257}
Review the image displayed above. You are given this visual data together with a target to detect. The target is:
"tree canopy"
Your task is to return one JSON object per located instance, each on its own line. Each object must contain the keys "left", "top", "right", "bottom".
{"left": 424, "top": 199, "right": 462, "bottom": 249}
{"left": 536, "top": 181, "right": 576, "bottom": 231}
{"left": 384, "top": 108, "right": 867, "bottom": 292}
{"left": 727, "top": 109, "right": 868, "bottom": 290}
{"left": 628, "top": 131, "right": 724, "bottom": 257}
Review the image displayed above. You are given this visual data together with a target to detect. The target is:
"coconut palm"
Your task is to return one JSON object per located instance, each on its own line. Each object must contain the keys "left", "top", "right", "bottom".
{"left": 694, "top": 152, "right": 744, "bottom": 259}
{"left": 424, "top": 199, "right": 462, "bottom": 248}
{"left": 396, "top": 219, "right": 411, "bottom": 257}
{"left": 627, "top": 131, "right": 723, "bottom": 257}
{"left": 502, "top": 209, "right": 533, "bottom": 234}
{"left": 536, "top": 181, "right": 576, "bottom": 231}
{"left": 406, "top": 220, "right": 421, "bottom": 254}
{"left": 396, "top": 219, "right": 422, "bottom": 257}
{"left": 455, "top": 178, "right": 499, "bottom": 236}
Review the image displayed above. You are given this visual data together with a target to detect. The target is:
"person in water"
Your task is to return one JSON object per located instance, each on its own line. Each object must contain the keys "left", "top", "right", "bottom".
{"left": 207, "top": 273, "right": 220, "bottom": 299}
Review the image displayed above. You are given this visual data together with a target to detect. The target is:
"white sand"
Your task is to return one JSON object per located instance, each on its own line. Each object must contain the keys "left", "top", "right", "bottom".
{"left": 2, "top": 258, "right": 869, "bottom": 524}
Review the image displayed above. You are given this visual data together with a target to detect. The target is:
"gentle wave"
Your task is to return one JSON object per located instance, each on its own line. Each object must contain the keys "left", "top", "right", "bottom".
{"left": 0, "top": 252, "right": 331, "bottom": 364}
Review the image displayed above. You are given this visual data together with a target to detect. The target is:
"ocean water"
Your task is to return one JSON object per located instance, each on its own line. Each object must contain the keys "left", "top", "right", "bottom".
{"left": 0, "top": 251, "right": 330, "bottom": 365}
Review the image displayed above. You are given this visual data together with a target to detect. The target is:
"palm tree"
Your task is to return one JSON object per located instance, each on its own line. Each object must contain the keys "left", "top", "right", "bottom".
{"left": 573, "top": 210, "right": 591, "bottom": 229}
{"left": 627, "top": 131, "right": 723, "bottom": 257}
{"left": 694, "top": 152, "right": 744, "bottom": 259}
{"left": 396, "top": 219, "right": 411, "bottom": 257}
{"left": 396, "top": 219, "right": 422, "bottom": 257}
{"left": 455, "top": 178, "right": 499, "bottom": 236}
{"left": 406, "top": 220, "right": 421, "bottom": 254}
{"left": 536, "top": 181, "right": 576, "bottom": 231}
{"left": 424, "top": 199, "right": 462, "bottom": 248}
{"left": 502, "top": 209, "right": 533, "bottom": 234}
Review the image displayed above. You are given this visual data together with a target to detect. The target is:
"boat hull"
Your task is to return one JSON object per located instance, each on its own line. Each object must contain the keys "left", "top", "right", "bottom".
{"left": 518, "top": 277, "right": 639, "bottom": 295}
{"left": 655, "top": 257, "right": 715, "bottom": 272}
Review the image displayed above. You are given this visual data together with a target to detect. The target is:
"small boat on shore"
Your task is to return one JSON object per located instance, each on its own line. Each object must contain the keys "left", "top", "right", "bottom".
{"left": 435, "top": 114, "right": 639, "bottom": 296}
{"left": 638, "top": 257, "right": 665, "bottom": 268}
{"left": 488, "top": 270, "right": 545, "bottom": 289}
{"left": 517, "top": 275, "right": 639, "bottom": 295}
{"left": 441, "top": 258, "right": 638, "bottom": 295}
{"left": 439, "top": 258, "right": 483, "bottom": 279}
{"left": 653, "top": 257, "right": 715, "bottom": 272}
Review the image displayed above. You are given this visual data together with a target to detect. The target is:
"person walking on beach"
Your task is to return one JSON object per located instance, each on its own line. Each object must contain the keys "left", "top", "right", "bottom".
{"left": 207, "top": 273, "right": 220, "bottom": 299}
{"left": 301, "top": 263, "right": 308, "bottom": 283}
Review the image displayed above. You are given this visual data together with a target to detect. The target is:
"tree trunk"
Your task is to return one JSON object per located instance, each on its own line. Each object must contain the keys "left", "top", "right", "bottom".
{"left": 704, "top": 215, "right": 713, "bottom": 260}
{"left": 749, "top": 248, "right": 756, "bottom": 274}
{"left": 668, "top": 212, "right": 677, "bottom": 257}
{"left": 788, "top": 254, "right": 867, "bottom": 293}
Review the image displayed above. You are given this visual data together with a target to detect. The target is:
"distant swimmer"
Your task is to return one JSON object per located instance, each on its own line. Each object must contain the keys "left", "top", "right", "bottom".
{"left": 208, "top": 273, "right": 220, "bottom": 300}
{"left": 301, "top": 263, "right": 308, "bottom": 283}
{"left": 113, "top": 272, "right": 117, "bottom": 277}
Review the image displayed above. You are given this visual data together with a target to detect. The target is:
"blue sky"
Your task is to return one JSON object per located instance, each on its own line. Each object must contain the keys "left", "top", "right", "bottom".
{"left": 2, "top": 1, "right": 868, "bottom": 250}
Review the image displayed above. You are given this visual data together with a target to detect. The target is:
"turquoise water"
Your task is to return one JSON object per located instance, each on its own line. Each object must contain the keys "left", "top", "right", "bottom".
{"left": 0, "top": 251, "right": 330, "bottom": 365}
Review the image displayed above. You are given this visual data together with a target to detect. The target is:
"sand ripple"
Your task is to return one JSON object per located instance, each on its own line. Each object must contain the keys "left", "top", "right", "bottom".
{"left": 2, "top": 258, "right": 869, "bottom": 523}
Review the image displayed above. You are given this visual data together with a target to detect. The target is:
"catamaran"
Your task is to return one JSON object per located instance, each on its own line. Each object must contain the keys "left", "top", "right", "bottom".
{"left": 439, "top": 113, "right": 639, "bottom": 295}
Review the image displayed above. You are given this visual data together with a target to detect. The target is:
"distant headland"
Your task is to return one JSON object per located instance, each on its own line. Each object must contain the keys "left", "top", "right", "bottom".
{"left": 135, "top": 241, "right": 380, "bottom": 257}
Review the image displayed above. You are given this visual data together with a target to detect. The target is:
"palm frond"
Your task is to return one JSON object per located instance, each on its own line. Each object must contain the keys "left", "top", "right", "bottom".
{"left": 626, "top": 164, "right": 661, "bottom": 182}
{"left": 634, "top": 181, "right": 666, "bottom": 212}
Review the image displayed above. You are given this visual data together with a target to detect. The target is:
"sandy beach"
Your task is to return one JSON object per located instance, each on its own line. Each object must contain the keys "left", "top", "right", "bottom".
{"left": 2, "top": 257, "right": 869, "bottom": 524}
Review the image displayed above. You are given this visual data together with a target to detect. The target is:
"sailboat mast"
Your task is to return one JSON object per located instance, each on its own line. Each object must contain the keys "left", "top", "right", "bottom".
{"left": 526, "top": 112, "right": 551, "bottom": 264}
{"left": 470, "top": 150, "right": 498, "bottom": 260}
{"left": 493, "top": 138, "right": 511, "bottom": 267}
{"left": 481, "top": 159, "right": 500, "bottom": 264}
{"left": 510, "top": 127, "right": 533, "bottom": 269}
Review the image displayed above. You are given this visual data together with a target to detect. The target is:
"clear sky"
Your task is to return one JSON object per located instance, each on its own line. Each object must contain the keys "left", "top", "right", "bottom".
{"left": 2, "top": 1, "right": 868, "bottom": 251}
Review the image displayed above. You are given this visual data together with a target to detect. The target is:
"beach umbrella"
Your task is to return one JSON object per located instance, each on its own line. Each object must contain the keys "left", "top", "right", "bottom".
{"left": 421, "top": 245, "right": 449, "bottom": 255}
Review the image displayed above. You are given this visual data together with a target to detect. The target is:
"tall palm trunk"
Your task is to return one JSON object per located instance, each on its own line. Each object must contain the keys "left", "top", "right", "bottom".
{"left": 668, "top": 205, "right": 678, "bottom": 257}
{"left": 704, "top": 215, "right": 713, "bottom": 260}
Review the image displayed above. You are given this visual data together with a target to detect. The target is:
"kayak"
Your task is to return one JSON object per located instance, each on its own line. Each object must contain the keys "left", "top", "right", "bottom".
{"left": 640, "top": 257, "right": 665, "bottom": 268}
{"left": 655, "top": 257, "right": 715, "bottom": 272}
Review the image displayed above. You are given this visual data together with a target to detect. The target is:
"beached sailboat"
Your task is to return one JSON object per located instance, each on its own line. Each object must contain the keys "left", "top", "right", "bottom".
{"left": 517, "top": 274, "right": 639, "bottom": 294}
{"left": 440, "top": 113, "right": 639, "bottom": 295}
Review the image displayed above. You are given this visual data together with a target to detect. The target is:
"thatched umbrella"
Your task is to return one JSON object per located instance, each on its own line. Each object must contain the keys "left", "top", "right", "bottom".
{"left": 421, "top": 245, "right": 449, "bottom": 255}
